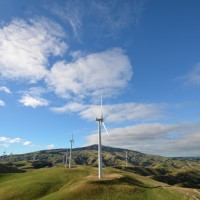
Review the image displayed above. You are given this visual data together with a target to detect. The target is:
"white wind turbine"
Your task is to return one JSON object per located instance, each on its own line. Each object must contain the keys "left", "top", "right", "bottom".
{"left": 96, "top": 95, "right": 109, "bottom": 179}
{"left": 125, "top": 151, "right": 128, "bottom": 166}
{"left": 69, "top": 133, "right": 74, "bottom": 169}
{"left": 65, "top": 148, "right": 68, "bottom": 168}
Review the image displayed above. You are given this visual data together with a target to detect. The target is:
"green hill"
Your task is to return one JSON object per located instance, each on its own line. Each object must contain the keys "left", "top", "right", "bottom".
{"left": 1, "top": 145, "right": 200, "bottom": 190}
{"left": 0, "top": 166, "right": 199, "bottom": 200}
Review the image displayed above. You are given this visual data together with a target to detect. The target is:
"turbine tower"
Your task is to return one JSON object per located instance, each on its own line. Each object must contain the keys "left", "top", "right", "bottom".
{"left": 69, "top": 133, "right": 74, "bottom": 169}
{"left": 125, "top": 151, "right": 128, "bottom": 166}
{"left": 96, "top": 95, "right": 108, "bottom": 179}
{"left": 65, "top": 149, "right": 68, "bottom": 168}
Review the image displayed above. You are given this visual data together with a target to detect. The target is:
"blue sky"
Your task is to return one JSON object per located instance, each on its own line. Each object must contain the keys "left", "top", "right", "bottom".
{"left": 1, "top": 0, "right": 200, "bottom": 157}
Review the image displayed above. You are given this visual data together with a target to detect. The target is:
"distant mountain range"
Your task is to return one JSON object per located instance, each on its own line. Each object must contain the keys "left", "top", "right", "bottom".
{"left": 1, "top": 144, "right": 200, "bottom": 169}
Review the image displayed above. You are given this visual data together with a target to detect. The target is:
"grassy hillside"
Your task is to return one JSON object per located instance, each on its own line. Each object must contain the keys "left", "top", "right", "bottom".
{"left": 2, "top": 145, "right": 200, "bottom": 190}
{"left": 0, "top": 166, "right": 198, "bottom": 200}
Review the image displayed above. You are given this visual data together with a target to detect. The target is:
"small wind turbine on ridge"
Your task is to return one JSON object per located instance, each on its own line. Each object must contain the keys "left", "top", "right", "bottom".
{"left": 125, "top": 151, "right": 128, "bottom": 166}
{"left": 65, "top": 149, "right": 68, "bottom": 168}
{"left": 96, "top": 94, "right": 109, "bottom": 179}
{"left": 69, "top": 133, "right": 74, "bottom": 169}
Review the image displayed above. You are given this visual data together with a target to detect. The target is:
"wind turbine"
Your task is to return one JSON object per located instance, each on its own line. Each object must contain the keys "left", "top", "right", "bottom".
{"left": 65, "top": 149, "right": 68, "bottom": 168}
{"left": 69, "top": 133, "right": 74, "bottom": 169}
{"left": 2, "top": 149, "right": 6, "bottom": 162}
{"left": 9, "top": 152, "right": 13, "bottom": 163}
{"left": 125, "top": 151, "right": 128, "bottom": 166}
{"left": 96, "top": 95, "right": 109, "bottom": 179}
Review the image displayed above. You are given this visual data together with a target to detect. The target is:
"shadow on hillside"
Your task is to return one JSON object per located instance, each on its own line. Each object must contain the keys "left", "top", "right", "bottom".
{"left": 117, "top": 166, "right": 200, "bottom": 189}
{"left": 0, "top": 164, "right": 25, "bottom": 173}
{"left": 154, "top": 171, "right": 200, "bottom": 189}
{"left": 90, "top": 176, "right": 162, "bottom": 189}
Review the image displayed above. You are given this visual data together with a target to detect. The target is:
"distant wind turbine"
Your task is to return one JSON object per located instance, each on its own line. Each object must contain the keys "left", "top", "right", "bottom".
{"left": 9, "top": 153, "right": 13, "bottom": 163}
{"left": 96, "top": 94, "right": 109, "bottom": 179}
{"left": 69, "top": 133, "right": 74, "bottom": 169}
{"left": 125, "top": 151, "right": 128, "bottom": 166}
{"left": 64, "top": 148, "right": 68, "bottom": 168}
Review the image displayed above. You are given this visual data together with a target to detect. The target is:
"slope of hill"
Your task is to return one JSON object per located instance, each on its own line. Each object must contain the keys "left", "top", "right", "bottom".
{"left": 0, "top": 166, "right": 199, "bottom": 200}
{"left": 2, "top": 145, "right": 200, "bottom": 189}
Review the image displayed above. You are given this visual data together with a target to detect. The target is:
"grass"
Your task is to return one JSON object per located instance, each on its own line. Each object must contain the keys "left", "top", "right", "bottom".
{"left": 0, "top": 166, "right": 197, "bottom": 200}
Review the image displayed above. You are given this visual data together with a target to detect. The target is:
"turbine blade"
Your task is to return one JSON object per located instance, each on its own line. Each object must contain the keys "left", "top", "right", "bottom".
{"left": 102, "top": 122, "right": 109, "bottom": 135}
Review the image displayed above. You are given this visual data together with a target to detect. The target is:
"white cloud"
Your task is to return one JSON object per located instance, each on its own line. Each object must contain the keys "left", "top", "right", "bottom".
{"left": 47, "top": 144, "right": 55, "bottom": 149}
{"left": 46, "top": 48, "right": 132, "bottom": 99}
{"left": 0, "top": 136, "right": 34, "bottom": 148}
{"left": 0, "top": 136, "right": 21, "bottom": 143}
{"left": 0, "top": 86, "right": 11, "bottom": 94}
{"left": 0, "top": 137, "right": 9, "bottom": 142}
{"left": 85, "top": 121, "right": 200, "bottom": 157}
{"left": 9, "top": 137, "right": 21, "bottom": 143}
{"left": 51, "top": 102, "right": 164, "bottom": 123}
{"left": 0, "top": 17, "right": 67, "bottom": 82}
{"left": 19, "top": 95, "right": 49, "bottom": 108}
{"left": 23, "top": 141, "right": 32, "bottom": 146}
{"left": 0, "top": 99, "right": 5, "bottom": 106}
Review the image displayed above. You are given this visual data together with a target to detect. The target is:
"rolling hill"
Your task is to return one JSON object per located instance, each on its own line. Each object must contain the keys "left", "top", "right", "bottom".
{"left": 1, "top": 145, "right": 200, "bottom": 192}
{"left": 0, "top": 166, "right": 199, "bottom": 200}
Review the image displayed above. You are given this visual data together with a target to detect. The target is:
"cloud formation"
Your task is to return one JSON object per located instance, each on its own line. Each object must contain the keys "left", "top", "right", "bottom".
{"left": 0, "top": 137, "right": 21, "bottom": 143}
{"left": 23, "top": 141, "right": 32, "bottom": 146}
{"left": 19, "top": 95, "right": 49, "bottom": 108}
{"left": 0, "top": 136, "right": 34, "bottom": 148}
{"left": 47, "top": 0, "right": 145, "bottom": 39}
{"left": 0, "top": 17, "right": 67, "bottom": 82}
{"left": 47, "top": 48, "right": 132, "bottom": 99}
{"left": 0, "top": 99, "right": 5, "bottom": 106}
{"left": 47, "top": 144, "right": 55, "bottom": 149}
{"left": 0, "top": 17, "right": 133, "bottom": 106}
{"left": 85, "top": 121, "right": 200, "bottom": 157}
{"left": 0, "top": 86, "right": 11, "bottom": 94}
{"left": 51, "top": 101, "right": 164, "bottom": 123}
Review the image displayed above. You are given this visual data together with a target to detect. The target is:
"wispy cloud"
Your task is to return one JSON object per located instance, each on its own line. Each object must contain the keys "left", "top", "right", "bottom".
{"left": 0, "top": 99, "right": 5, "bottom": 106}
{"left": 181, "top": 63, "right": 200, "bottom": 86}
{"left": 51, "top": 101, "right": 164, "bottom": 123}
{"left": 0, "top": 17, "right": 67, "bottom": 82}
{"left": 46, "top": 48, "right": 132, "bottom": 99}
{"left": 47, "top": 0, "right": 145, "bottom": 40}
{"left": 23, "top": 141, "right": 32, "bottom": 146}
{"left": 0, "top": 136, "right": 34, "bottom": 148}
{"left": 86, "top": 121, "right": 200, "bottom": 157}
{"left": 19, "top": 87, "right": 49, "bottom": 108}
{"left": 46, "top": 0, "right": 83, "bottom": 39}
{"left": 91, "top": 0, "right": 145, "bottom": 34}
{"left": 0, "top": 137, "right": 21, "bottom": 143}
{"left": 19, "top": 95, "right": 49, "bottom": 108}
{"left": 47, "top": 144, "right": 55, "bottom": 149}
{"left": 0, "top": 86, "right": 11, "bottom": 94}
